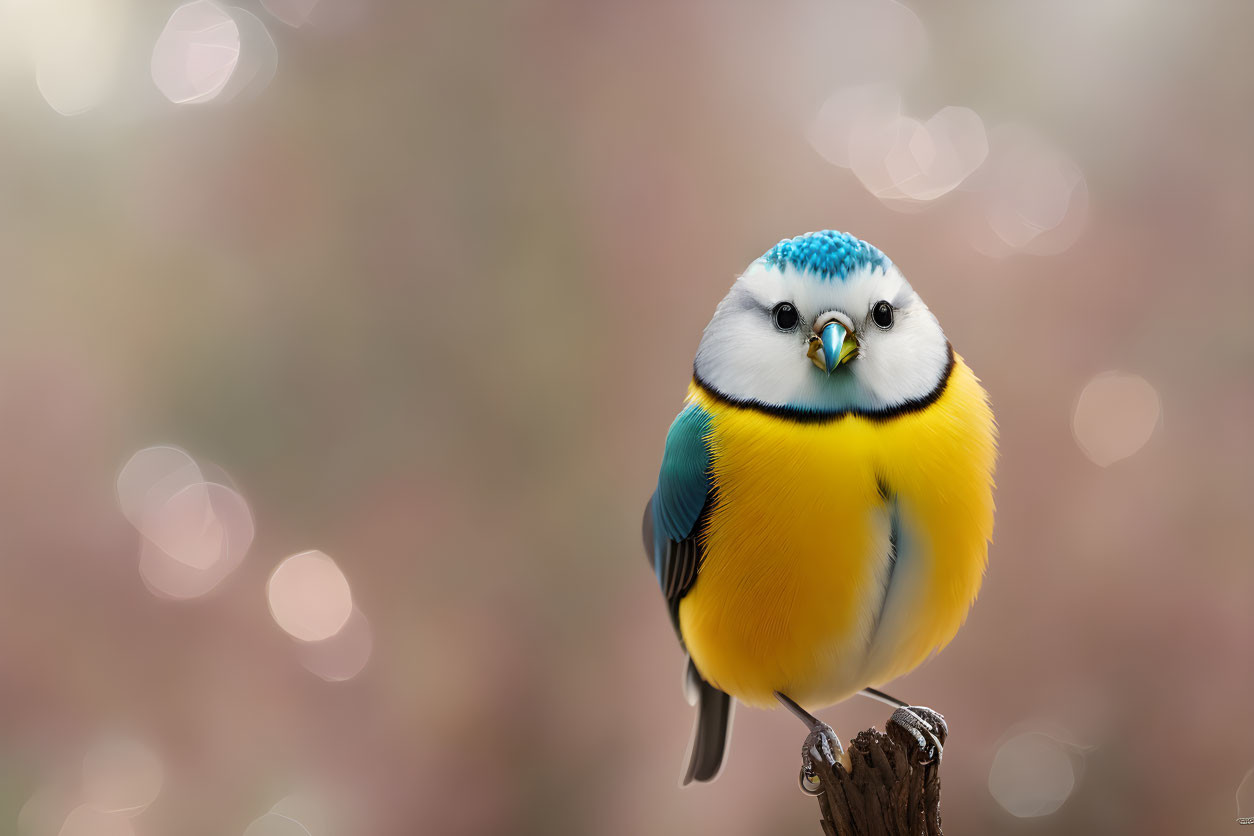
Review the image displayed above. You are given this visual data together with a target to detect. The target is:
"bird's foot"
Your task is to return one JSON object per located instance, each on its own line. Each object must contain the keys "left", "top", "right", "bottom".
{"left": 775, "top": 691, "right": 846, "bottom": 795}
{"left": 888, "top": 705, "right": 947, "bottom": 765}
{"left": 798, "top": 722, "right": 843, "bottom": 795}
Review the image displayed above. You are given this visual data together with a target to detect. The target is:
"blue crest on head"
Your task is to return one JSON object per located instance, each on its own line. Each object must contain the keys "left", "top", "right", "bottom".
{"left": 759, "top": 230, "right": 891, "bottom": 281}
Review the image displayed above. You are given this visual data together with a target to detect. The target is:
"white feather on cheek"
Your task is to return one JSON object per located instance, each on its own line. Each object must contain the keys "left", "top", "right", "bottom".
{"left": 693, "top": 263, "right": 950, "bottom": 413}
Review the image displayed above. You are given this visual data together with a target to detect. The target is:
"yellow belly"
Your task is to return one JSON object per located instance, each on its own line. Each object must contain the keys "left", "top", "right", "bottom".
{"left": 677, "top": 355, "right": 996, "bottom": 710}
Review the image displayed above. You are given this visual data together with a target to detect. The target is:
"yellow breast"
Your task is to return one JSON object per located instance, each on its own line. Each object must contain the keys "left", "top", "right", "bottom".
{"left": 677, "top": 353, "right": 996, "bottom": 710}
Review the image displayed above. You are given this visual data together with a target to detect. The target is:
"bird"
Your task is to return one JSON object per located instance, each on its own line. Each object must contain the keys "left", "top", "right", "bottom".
{"left": 642, "top": 230, "right": 996, "bottom": 785}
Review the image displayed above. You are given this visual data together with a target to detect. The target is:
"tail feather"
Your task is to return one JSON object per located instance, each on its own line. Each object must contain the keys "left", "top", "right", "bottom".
{"left": 682, "top": 660, "right": 733, "bottom": 784}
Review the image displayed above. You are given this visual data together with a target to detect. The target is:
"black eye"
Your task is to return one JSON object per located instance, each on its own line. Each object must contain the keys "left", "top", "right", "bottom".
{"left": 871, "top": 301, "right": 894, "bottom": 329}
{"left": 772, "top": 302, "right": 800, "bottom": 331}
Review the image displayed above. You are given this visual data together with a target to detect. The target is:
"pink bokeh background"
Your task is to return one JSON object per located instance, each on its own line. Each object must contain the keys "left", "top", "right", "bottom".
{"left": 1, "top": 1, "right": 1251, "bottom": 834}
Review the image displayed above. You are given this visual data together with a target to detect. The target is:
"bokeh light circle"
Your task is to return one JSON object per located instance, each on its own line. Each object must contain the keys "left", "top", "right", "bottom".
{"left": 82, "top": 736, "right": 163, "bottom": 815}
{"left": 810, "top": 86, "right": 987, "bottom": 209}
{"left": 270, "top": 793, "right": 328, "bottom": 835}
{"left": 117, "top": 446, "right": 204, "bottom": 528}
{"left": 267, "top": 551, "right": 354, "bottom": 641}
{"left": 217, "top": 7, "right": 279, "bottom": 102}
{"left": 969, "top": 124, "right": 1089, "bottom": 256}
{"left": 1072, "top": 372, "right": 1161, "bottom": 466}
{"left": 988, "top": 732, "right": 1077, "bottom": 817}
{"left": 143, "top": 482, "right": 233, "bottom": 571}
{"left": 807, "top": 83, "right": 901, "bottom": 170}
{"left": 243, "top": 812, "right": 314, "bottom": 836}
{"left": 151, "top": 0, "right": 242, "bottom": 104}
{"left": 852, "top": 107, "right": 988, "bottom": 206}
{"left": 57, "top": 805, "right": 135, "bottom": 836}
{"left": 297, "top": 608, "right": 373, "bottom": 681}
{"left": 17, "top": 785, "right": 73, "bottom": 836}
{"left": 28, "top": 0, "right": 125, "bottom": 116}
{"left": 118, "top": 446, "right": 254, "bottom": 599}
{"left": 138, "top": 482, "right": 254, "bottom": 599}
{"left": 262, "top": 0, "right": 320, "bottom": 28}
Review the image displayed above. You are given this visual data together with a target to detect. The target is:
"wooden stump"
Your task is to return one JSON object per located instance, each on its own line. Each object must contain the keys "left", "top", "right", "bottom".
{"left": 808, "top": 719, "right": 944, "bottom": 836}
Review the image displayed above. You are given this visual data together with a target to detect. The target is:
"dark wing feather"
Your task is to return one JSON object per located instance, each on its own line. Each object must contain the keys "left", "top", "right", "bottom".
{"left": 642, "top": 494, "right": 710, "bottom": 636}
{"left": 683, "top": 659, "right": 733, "bottom": 784}
{"left": 642, "top": 403, "right": 732, "bottom": 783}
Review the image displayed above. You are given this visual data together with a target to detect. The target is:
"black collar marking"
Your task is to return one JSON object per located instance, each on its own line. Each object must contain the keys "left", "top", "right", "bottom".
{"left": 692, "top": 342, "right": 955, "bottom": 425}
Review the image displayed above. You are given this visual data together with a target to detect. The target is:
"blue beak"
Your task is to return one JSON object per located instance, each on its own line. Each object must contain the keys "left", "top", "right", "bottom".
{"left": 820, "top": 321, "right": 848, "bottom": 375}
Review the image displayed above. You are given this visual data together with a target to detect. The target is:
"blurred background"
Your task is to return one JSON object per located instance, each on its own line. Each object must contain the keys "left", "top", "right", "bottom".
{"left": 0, "top": 0, "right": 1251, "bottom": 834}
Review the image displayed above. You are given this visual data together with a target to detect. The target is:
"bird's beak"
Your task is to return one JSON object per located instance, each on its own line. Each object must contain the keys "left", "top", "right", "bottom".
{"left": 808, "top": 320, "right": 857, "bottom": 374}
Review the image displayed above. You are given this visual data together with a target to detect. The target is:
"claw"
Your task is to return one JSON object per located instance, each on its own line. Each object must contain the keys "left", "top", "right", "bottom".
{"left": 889, "top": 706, "right": 947, "bottom": 765}
{"left": 803, "top": 722, "right": 842, "bottom": 766}
{"left": 797, "top": 722, "right": 843, "bottom": 795}
{"left": 776, "top": 691, "right": 844, "bottom": 796}
{"left": 799, "top": 766, "right": 823, "bottom": 795}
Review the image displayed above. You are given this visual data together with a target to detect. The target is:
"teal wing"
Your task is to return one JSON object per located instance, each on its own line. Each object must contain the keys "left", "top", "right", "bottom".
{"left": 641, "top": 403, "right": 713, "bottom": 631}
{"left": 641, "top": 403, "right": 732, "bottom": 785}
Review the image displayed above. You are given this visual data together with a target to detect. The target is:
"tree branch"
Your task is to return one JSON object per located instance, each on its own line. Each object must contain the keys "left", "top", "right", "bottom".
{"left": 807, "top": 715, "right": 944, "bottom": 836}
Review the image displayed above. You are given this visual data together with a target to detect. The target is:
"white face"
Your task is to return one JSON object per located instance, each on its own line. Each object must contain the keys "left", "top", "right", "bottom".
{"left": 693, "top": 260, "right": 950, "bottom": 414}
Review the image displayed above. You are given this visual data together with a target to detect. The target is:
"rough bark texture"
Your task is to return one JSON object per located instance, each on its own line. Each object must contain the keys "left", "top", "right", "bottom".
{"left": 809, "top": 721, "right": 943, "bottom": 836}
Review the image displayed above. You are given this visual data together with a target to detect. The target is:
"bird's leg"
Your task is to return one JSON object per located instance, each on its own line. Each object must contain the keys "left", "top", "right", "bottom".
{"left": 775, "top": 691, "right": 843, "bottom": 795}
{"left": 860, "top": 685, "right": 908, "bottom": 708}
{"left": 861, "top": 688, "right": 948, "bottom": 764}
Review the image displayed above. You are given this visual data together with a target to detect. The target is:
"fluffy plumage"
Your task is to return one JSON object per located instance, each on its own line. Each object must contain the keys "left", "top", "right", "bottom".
{"left": 680, "top": 351, "right": 995, "bottom": 709}
{"left": 760, "top": 229, "right": 891, "bottom": 281}
{"left": 693, "top": 250, "right": 948, "bottom": 414}
{"left": 644, "top": 230, "right": 997, "bottom": 784}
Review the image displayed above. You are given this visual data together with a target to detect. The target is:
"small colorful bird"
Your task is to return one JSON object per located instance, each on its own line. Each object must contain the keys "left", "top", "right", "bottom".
{"left": 643, "top": 230, "right": 996, "bottom": 784}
